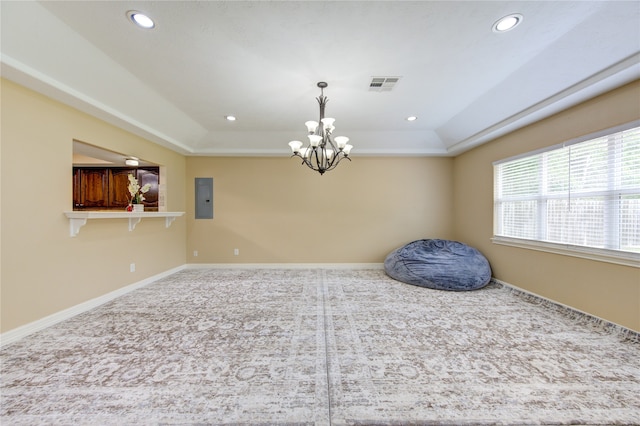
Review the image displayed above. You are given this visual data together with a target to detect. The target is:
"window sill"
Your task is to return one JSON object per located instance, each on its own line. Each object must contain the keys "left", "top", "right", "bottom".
{"left": 491, "top": 236, "right": 640, "bottom": 268}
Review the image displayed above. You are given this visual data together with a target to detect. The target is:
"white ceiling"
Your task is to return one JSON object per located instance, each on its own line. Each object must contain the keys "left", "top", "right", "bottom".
{"left": 2, "top": 1, "right": 639, "bottom": 157}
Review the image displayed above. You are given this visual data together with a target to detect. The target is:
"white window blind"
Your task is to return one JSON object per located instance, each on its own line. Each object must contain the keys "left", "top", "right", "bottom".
{"left": 494, "top": 124, "right": 640, "bottom": 258}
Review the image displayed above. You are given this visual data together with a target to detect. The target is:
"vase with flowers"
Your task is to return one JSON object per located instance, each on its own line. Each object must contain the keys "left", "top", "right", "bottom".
{"left": 127, "top": 173, "right": 151, "bottom": 212}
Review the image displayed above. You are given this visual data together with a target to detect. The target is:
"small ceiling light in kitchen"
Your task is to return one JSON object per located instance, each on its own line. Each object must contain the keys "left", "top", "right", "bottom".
{"left": 225, "top": 115, "right": 237, "bottom": 121}
{"left": 492, "top": 13, "right": 523, "bottom": 33}
{"left": 288, "top": 82, "right": 353, "bottom": 175}
{"left": 127, "top": 11, "right": 155, "bottom": 29}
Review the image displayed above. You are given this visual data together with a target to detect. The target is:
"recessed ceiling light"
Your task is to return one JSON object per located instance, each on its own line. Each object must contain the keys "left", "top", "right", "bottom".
{"left": 406, "top": 116, "right": 418, "bottom": 122}
{"left": 225, "top": 115, "right": 237, "bottom": 121}
{"left": 127, "top": 11, "right": 155, "bottom": 29}
{"left": 492, "top": 13, "right": 523, "bottom": 33}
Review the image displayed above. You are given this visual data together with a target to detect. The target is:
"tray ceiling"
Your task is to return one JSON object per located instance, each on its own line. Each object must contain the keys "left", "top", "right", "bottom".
{"left": 1, "top": 1, "right": 639, "bottom": 157}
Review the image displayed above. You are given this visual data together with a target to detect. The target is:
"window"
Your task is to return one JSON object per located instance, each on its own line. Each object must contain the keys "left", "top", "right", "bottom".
{"left": 493, "top": 122, "right": 640, "bottom": 267}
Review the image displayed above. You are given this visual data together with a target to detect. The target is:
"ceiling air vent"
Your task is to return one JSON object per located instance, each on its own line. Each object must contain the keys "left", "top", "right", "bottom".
{"left": 369, "top": 76, "right": 401, "bottom": 92}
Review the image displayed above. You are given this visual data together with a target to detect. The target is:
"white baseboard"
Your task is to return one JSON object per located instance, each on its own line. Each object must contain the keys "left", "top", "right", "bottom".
{"left": 0, "top": 265, "right": 187, "bottom": 349}
{"left": 186, "top": 263, "right": 385, "bottom": 270}
{"left": 492, "top": 277, "right": 594, "bottom": 315}
{"left": 492, "top": 277, "right": 638, "bottom": 335}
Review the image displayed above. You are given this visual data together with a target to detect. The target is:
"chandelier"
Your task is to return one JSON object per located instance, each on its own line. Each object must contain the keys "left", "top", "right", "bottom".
{"left": 288, "top": 82, "right": 353, "bottom": 175}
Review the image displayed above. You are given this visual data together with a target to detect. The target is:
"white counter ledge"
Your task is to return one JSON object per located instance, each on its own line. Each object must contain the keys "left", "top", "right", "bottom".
{"left": 64, "top": 211, "right": 185, "bottom": 237}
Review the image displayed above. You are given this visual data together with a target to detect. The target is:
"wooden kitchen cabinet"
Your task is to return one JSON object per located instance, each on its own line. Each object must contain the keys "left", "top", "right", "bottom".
{"left": 73, "top": 167, "right": 159, "bottom": 211}
{"left": 108, "top": 168, "right": 134, "bottom": 209}
{"left": 73, "top": 168, "right": 108, "bottom": 209}
{"left": 136, "top": 168, "right": 159, "bottom": 210}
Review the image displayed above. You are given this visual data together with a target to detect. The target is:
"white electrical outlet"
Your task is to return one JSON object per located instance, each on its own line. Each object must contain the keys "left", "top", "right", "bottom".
{"left": 130, "top": 263, "right": 136, "bottom": 272}
{"left": 234, "top": 248, "right": 239, "bottom": 256}
{"left": 193, "top": 250, "right": 198, "bottom": 257}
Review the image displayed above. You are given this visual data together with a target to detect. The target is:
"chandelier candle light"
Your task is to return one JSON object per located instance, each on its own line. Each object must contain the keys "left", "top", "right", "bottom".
{"left": 288, "top": 82, "right": 353, "bottom": 175}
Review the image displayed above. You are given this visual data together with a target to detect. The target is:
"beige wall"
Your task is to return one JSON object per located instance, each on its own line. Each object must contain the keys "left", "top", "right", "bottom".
{"left": 0, "top": 79, "right": 187, "bottom": 332}
{"left": 453, "top": 80, "right": 640, "bottom": 331}
{"left": 186, "top": 156, "right": 454, "bottom": 263}
{"left": 2, "top": 75, "right": 638, "bottom": 334}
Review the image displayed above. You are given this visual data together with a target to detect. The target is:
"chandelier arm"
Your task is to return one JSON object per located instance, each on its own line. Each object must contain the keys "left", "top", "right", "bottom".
{"left": 312, "top": 148, "right": 322, "bottom": 171}
{"left": 326, "top": 136, "right": 339, "bottom": 169}
{"left": 305, "top": 153, "right": 317, "bottom": 170}
{"left": 320, "top": 146, "right": 333, "bottom": 174}
{"left": 307, "top": 148, "right": 325, "bottom": 174}
{"left": 292, "top": 153, "right": 306, "bottom": 166}
{"left": 292, "top": 153, "right": 314, "bottom": 171}
{"left": 322, "top": 153, "right": 351, "bottom": 174}
{"left": 325, "top": 136, "right": 339, "bottom": 152}
{"left": 292, "top": 149, "right": 350, "bottom": 174}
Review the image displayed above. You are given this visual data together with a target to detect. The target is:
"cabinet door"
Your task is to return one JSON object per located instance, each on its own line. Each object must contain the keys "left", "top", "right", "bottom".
{"left": 79, "top": 169, "right": 108, "bottom": 208}
{"left": 109, "top": 169, "right": 134, "bottom": 208}
{"left": 137, "top": 168, "right": 159, "bottom": 210}
{"left": 73, "top": 168, "right": 83, "bottom": 208}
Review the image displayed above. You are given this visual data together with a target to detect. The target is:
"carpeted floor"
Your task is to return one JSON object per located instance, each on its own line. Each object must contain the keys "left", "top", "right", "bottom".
{"left": 1, "top": 268, "right": 639, "bottom": 425}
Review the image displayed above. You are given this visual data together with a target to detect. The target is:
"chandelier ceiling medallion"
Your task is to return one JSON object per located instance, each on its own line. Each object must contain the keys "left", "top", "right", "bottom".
{"left": 288, "top": 82, "right": 353, "bottom": 175}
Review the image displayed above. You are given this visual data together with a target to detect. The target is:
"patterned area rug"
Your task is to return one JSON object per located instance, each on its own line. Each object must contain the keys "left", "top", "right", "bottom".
{"left": 1, "top": 268, "right": 639, "bottom": 425}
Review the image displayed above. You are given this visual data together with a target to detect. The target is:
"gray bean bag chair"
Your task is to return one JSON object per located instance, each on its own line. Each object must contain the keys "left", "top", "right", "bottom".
{"left": 384, "top": 239, "right": 491, "bottom": 291}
